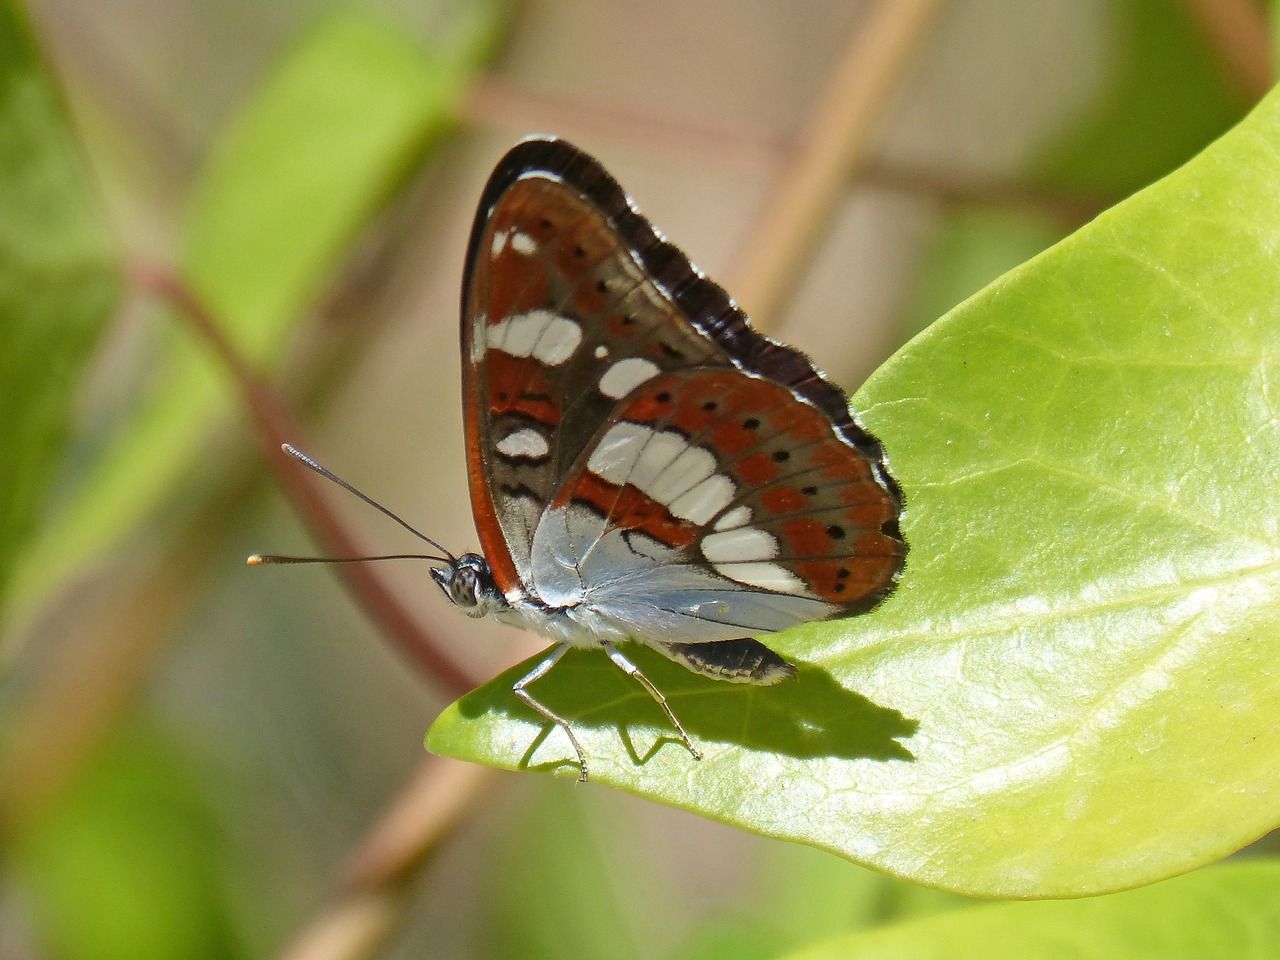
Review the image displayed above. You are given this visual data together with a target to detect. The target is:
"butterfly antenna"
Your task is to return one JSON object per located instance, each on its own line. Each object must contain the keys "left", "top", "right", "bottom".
{"left": 247, "top": 553, "right": 451, "bottom": 566}
{"left": 266, "top": 444, "right": 458, "bottom": 563}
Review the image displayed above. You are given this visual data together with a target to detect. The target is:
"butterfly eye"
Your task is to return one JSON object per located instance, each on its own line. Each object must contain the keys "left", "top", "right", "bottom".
{"left": 454, "top": 567, "right": 479, "bottom": 606}
{"left": 438, "top": 554, "right": 502, "bottom": 618}
{"left": 429, "top": 562, "right": 479, "bottom": 611}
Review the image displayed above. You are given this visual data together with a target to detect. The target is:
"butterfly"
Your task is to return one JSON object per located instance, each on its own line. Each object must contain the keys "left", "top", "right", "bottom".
{"left": 255, "top": 137, "right": 905, "bottom": 782}
{"left": 435, "top": 137, "right": 905, "bottom": 779}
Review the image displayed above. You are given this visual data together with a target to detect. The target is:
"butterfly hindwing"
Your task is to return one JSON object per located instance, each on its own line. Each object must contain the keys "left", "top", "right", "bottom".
{"left": 563, "top": 368, "right": 903, "bottom": 605}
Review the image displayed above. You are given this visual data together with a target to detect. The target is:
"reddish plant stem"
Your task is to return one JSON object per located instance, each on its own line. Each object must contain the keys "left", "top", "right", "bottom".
{"left": 134, "top": 265, "right": 477, "bottom": 698}
{"left": 466, "top": 74, "right": 1122, "bottom": 229}
{"left": 862, "top": 161, "right": 1115, "bottom": 226}
{"left": 1182, "top": 0, "right": 1273, "bottom": 104}
{"left": 465, "top": 77, "right": 782, "bottom": 172}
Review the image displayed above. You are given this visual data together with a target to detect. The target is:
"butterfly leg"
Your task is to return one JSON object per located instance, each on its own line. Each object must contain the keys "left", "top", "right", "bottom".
{"left": 603, "top": 643, "right": 703, "bottom": 762}
{"left": 513, "top": 643, "right": 590, "bottom": 782}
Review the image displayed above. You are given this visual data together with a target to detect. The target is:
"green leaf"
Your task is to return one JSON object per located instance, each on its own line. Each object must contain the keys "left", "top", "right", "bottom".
{"left": 481, "top": 784, "right": 662, "bottom": 960}
{"left": 779, "top": 861, "right": 1280, "bottom": 960}
{"left": 674, "top": 845, "right": 972, "bottom": 960}
{"left": 430, "top": 85, "right": 1280, "bottom": 896}
{"left": 1273, "top": 4, "right": 1280, "bottom": 83}
{"left": 756, "top": 845, "right": 972, "bottom": 943}
{"left": 8, "top": 5, "right": 503, "bottom": 617}
{"left": 0, "top": 0, "right": 119, "bottom": 608}
{"left": 675, "top": 925, "right": 786, "bottom": 960}
{"left": 180, "top": 6, "right": 490, "bottom": 334}
{"left": 1032, "top": 0, "right": 1242, "bottom": 194}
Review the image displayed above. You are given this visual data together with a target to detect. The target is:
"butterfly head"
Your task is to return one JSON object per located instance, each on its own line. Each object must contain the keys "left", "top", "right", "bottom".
{"left": 431, "top": 553, "right": 506, "bottom": 619}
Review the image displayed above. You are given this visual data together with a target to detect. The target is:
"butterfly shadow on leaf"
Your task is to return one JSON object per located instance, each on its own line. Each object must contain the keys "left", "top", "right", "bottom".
{"left": 457, "top": 646, "right": 918, "bottom": 775}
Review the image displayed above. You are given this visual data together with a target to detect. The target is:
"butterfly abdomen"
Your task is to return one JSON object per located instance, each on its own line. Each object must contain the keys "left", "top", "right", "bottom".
{"left": 662, "top": 638, "right": 797, "bottom": 684}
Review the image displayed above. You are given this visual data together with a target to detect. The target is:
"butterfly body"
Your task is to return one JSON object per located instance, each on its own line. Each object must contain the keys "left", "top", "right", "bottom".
{"left": 443, "top": 137, "right": 907, "bottom": 780}
{"left": 433, "top": 551, "right": 630, "bottom": 644}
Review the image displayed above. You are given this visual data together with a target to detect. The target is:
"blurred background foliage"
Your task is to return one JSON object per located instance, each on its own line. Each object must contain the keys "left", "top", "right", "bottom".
{"left": 0, "top": 0, "right": 1276, "bottom": 957}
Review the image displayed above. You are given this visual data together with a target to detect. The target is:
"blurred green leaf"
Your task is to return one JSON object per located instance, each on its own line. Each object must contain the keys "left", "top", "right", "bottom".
{"left": 181, "top": 6, "right": 491, "bottom": 334}
{"left": 1273, "top": 3, "right": 1280, "bottom": 83}
{"left": 10, "top": 4, "right": 504, "bottom": 616}
{"left": 430, "top": 85, "right": 1280, "bottom": 896}
{"left": 675, "top": 845, "right": 971, "bottom": 960}
{"left": 1033, "top": 0, "right": 1242, "bottom": 194}
{"left": 0, "top": 0, "right": 119, "bottom": 609}
{"left": 758, "top": 845, "right": 970, "bottom": 943}
{"left": 483, "top": 784, "right": 661, "bottom": 960}
{"left": 12, "top": 723, "right": 243, "bottom": 960}
{"left": 676, "top": 925, "right": 784, "bottom": 960}
{"left": 898, "top": 208, "right": 1065, "bottom": 339}
{"left": 779, "top": 861, "right": 1280, "bottom": 960}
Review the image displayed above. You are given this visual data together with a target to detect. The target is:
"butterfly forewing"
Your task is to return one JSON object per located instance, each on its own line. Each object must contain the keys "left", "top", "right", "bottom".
{"left": 462, "top": 137, "right": 904, "bottom": 650}
{"left": 463, "top": 150, "right": 728, "bottom": 595}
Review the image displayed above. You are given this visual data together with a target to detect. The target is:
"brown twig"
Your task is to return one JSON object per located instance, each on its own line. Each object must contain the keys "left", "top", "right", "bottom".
{"left": 279, "top": 758, "right": 497, "bottom": 960}
{"left": 133, "top": 265, "right": 478, "bottom": 697}
{"left": 1182, "top": 0, "right": 1273, "bottom": 104}
{"left": 468, "top": 73, "right": 1115, "bottom": 229}
{"left": 862, "top": 160, "right": 1116, "bottom": 227}
{"left": 466, "top": 77, "right": 783, "bottom": 172}
{"left": 727, "top": 0, "right": 947, "bottom": 328}
{"left": 0, "top": 235, "right": 466, "bottom": 834}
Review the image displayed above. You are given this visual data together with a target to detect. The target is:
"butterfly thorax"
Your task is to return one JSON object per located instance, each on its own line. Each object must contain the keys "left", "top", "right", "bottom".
{"left": 428, "top": 551, "right": 601, "bottom": 645}
{"left": 432, "top": 549, "right": 640, "bottom": 650}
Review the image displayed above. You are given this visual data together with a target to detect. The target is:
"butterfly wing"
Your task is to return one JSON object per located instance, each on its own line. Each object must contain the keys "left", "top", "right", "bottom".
{"left": 462, "top": 137, "right": 904, "bottom": 663}
{"left": 534, "top": 366, "right": 903, "bottom": 638}
{"left": 462, "top": 139, "right": 726, "bottom": 596}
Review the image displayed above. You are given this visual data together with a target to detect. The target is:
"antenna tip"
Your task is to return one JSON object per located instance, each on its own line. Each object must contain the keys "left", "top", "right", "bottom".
{"left": 281, "top": 442, "right": 297, "bottom": 456}
{"left": 246, "top": 554, "right": 265, "bottom": 566}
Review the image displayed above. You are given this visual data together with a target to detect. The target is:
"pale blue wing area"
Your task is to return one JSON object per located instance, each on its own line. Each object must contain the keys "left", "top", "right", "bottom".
{"left": 590, "top": 578, "right": 835, "bottom": 642}
{"left": 529, "top": 504, "right": 835, "bottom": 644}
